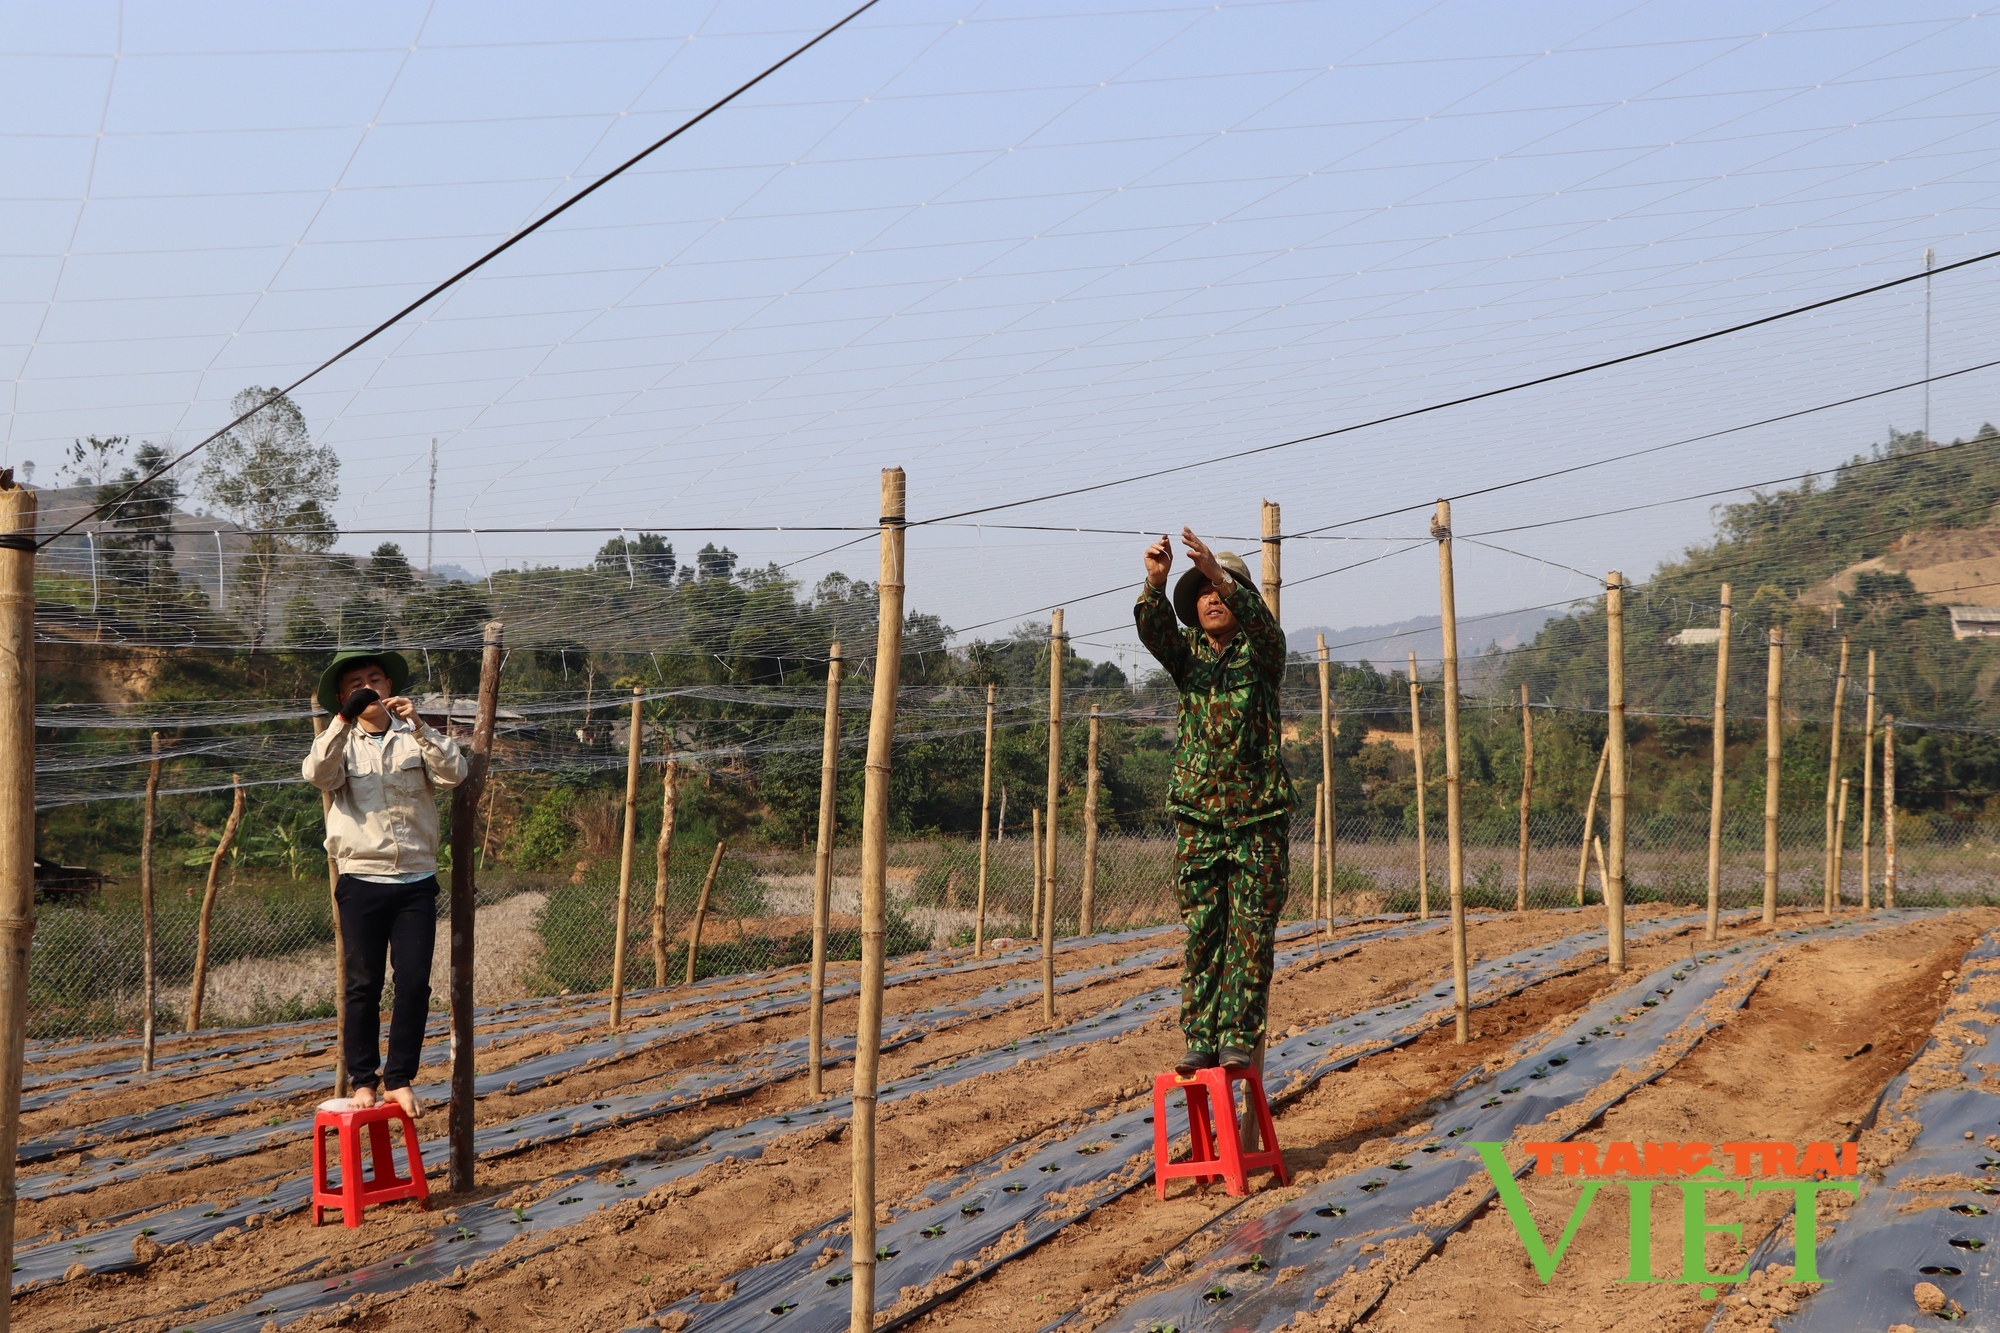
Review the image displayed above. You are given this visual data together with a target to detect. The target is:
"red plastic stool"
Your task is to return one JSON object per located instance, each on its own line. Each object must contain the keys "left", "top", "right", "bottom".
{"left": 1152, "top": 1066, "right": 1289, "bottom": 1198}
{"left": 311, "top": 1103, "right": 429, "bottom": 1227}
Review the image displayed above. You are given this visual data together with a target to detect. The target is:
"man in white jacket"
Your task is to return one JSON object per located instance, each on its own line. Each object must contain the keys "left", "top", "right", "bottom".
{"left": 303, "top": 650, "right": 467, "bottom": 1116}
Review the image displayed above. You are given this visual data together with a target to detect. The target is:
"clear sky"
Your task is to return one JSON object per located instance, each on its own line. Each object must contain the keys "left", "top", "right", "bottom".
{"left": 4, "top": 1, "right": 1996, "bottom": 665}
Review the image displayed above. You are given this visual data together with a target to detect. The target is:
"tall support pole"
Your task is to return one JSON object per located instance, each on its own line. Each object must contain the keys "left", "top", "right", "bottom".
{"left": 808, "top": 642, "right": 843, "bottom": 1098}
{"left": 849, "top": 467, "right": 906, "bottom": 1333}
{"left": 1309, "top": 782, "right": 1322, "bottom": 925}
{"left": 1834, "top": 778, "right": 1851, "bottom": 907}
{"left": 1261, "top": 500, "right": 1281, "bottom": 624}
{"left": 1030, "top": 809, "right": 1043, "bottom": 943}
{"left": 1516, "top": 683, "right": 1533, "bottom": 912}
{"left": 1043, "top": 610, "right": 1062, "bottom": 1022}
{"left": 1434, "top": 501, "right": 1469, "bottom": 1043}
{"left": 974, "top": 683, "right": 994, "bottom": 956}
{"left": 652, "top": 758, "right": 678, "bottom": 987}
{"left": 0, "top": 479, "right": 35, "bottom": 1329}
{"left": 449, "top": 620, "right": 503, "bottom": 1193}
{"left": 1883, "top": 716, "right": 1897, "bottom": 908}
{"left": 1705, "top": 585, "right": 1732, "bottom": 942}
{"left": 140, "top": 733, "right": 162, "bottom": 1071}
{"left": 1408, "top": 651, "right": 1428, "bottom": 920}
{"left": 1081, "top": 704, "right": 1100, "bottom": 936}
{"left": 1861, "top": 650, "right": 1877, "bottom": 909}
{"left": 1606, "top": 572, "right": 1627, "bottom": 973}
{"left": 310, "top": 713, "right": 347, "bottom": 1094}
{"left": 1576, "top": 743, "right": 1607, "bottom": 908}
{"left": 1317, "top": 634, "right": 1333, "bottom": 931}
{"left": 1763, "top": 628, "right": 1784, "bottom": 925}
{"left": 187, "top": 777, "right": 246, "bottom": 1031}
{"left": 1821, "top": 636, "right": 1850, "bottom": 918}
{"left": 609, "top": 687, "right": 643, "bottom": 1030}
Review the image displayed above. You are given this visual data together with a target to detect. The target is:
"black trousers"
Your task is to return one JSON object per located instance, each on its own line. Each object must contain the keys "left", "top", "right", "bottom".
{"left": 334, "top": 874, "right": 437, "bottom": 1091}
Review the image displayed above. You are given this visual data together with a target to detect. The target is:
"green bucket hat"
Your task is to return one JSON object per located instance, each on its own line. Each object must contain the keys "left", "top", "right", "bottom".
{"left": 316, "top": 649, "right": 411, "bottom": 718}
{"left": 1172, "top": 550, "right": 1258, "bottom": 629}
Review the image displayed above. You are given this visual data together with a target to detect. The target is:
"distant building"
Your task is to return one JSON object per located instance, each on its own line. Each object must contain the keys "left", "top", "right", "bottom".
{"left": 1948, "top": 606, "right": 2000, "bottom": 640}
{"left": 1669, "top": 627, "right": 1723, "bottom": 646}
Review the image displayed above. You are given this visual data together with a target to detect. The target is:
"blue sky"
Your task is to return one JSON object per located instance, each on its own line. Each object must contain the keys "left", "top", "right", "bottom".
{"left": 4, "top": 1, "right": 1996, "bottom": 663}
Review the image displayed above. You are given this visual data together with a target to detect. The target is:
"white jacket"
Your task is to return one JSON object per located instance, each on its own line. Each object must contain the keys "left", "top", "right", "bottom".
{"left": 303, "top": 717, "right": 469, "bottom": 877}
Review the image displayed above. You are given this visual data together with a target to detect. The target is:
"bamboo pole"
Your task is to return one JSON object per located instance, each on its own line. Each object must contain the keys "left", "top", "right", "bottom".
{"left": 1434, "top": 501, "right": 1469, "bottom": 1042}
{"left": 186, "top": 777, "right": 245, "bottom": 1031}
{"left": 1044, "top": 608, "right": 1063, "bottom": 1008}
{"left": 1031, "top": 809, "right": 1043, "bottom": 941}
{"left": 1883, "top": 716, "right": 1897, "bottom": 908}
{"left": 684, "top": 841, "right": 726, "bottom": 985}
{"left": 1516, "top": 683, "right": 1533, "bottom": 912}
{"left": 1834, "top": 777, "right": 1851, "bottom": 907}
{"left": 975, "top": 683, "right": 994, "bottom": 957}
{"left": 1318, "top": 634, "right": 1333, "bottom": 930}
{"left": 808, "top": 642, "right": 843, "bottom": 1098}
{"left": 140, "top": 733, "right": 161, "bottom": 1071}
{"left": 1575, "top": 744, "right": 1608, "bottom": 907}
{"left": 1310, "top": 782, "right": 1322, "bottom": 925}
{"left": 1080, "top": 704, "right": 1099, "bottom": 936}
{"left": 652, "top": 759, "right": 678, "bottom": 987}
{"left": 1261, "top": 500, "right": 1281, "bottom": 624}
{"left": 310, "top": 713, "right": 347, "bottom": 1096}
{"left": 1592, "top": 835, "right": 1608, "bottom": 896}
{"left": 1763, "top": 628, "right": 1783, "bottom": 925}
{"left": 0, "top": 478, "right": 35, "bottom": 1328}
{"left": 1606, "top": 571, "right": 1627, "bottom": 974}
{"left": 449, "top": 620, "right": 503, "bottom": 1192}
{"left": 1860, "top": 650, "right": 1877, "bottom": 910}
{"left": 1705, "top": 585, "right": 1732, "bottom": 943}
{"left": 609, "top": 687, "right": 643, "bottom": 1030}
{"left": 1408, "top": 651, "right": 1428, "bottom": 920}
{"left": 849, "top": 466, "right": 906, "bottom": 1333}
{"left": 1821, "top": 636, "right": 1850, "bottom": 920}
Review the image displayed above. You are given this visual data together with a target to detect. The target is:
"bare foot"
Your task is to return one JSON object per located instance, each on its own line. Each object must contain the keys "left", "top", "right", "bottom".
{"left": 350, "top": 1084, "right": 379, "bottom": 1109}
{"left": 385, "top": 1086, "right": 422, "bottom": 1118}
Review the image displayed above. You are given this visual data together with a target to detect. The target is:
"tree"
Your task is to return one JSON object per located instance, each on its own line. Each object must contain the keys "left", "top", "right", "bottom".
{"left": 95, "top": 441, "right": 182, "bottom": 601}
{"left": 61, "top": 435, "right": 127, "bottom": 487}
{"left": 695, "top": 543, "right": 738, "bottom": 582}
{"left": 594, "top": 532, "right": 675, "bottom": 582}
{"left": 195, "top": 387, "right": 340, "bottom": 646}
{"left": 367, "top": 542, "right": 417, "bottom": 596}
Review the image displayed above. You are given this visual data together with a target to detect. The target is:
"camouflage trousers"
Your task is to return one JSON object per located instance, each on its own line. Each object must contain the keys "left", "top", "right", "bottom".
{"left": 1175, "top": 815, "right": 1288, "bottom": 1053}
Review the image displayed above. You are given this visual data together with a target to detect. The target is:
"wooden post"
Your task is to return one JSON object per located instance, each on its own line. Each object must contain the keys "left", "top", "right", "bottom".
{"left": 310, "top": 713, "right": 347, "bottom": 1096}
{"left": 1044, "top": 609, "right": 1062, "bottom": 1019}
{"left": 449, "top": 620, "right": 503, "bottom": 1193}
{"left": 1834, "top": 777, "right": 1851, "bottom": 907}
{"left": 1516, "top": 683, "right": 1533, "bottom": 912}
{"left": 1705, "top": 585, "right": 1732, "bottom": 942}
{"left": 1763, "top": 628, "right": 1783, "bottom": 925}
{"left": 1576, "top": 743, "right": 1607, "bottom": 907}
{"left": 1261, "top": 500, "right": 1281, "bottom": 624}
{"left": 1883, "top": 716, "right": 1896, "bottom": 908}
{"left": 1318, "top": 634, "right": 1333, "bottom": 930}
{"left": 684, "top": 841, "right": 726, "bottom": 985}
{"left": 849, "top": 466, "right": 906, "bottom": 1333}
{"left": 1821, "top": 636, "right": 1850, "bottom": 920}
{"left": 652, "top": 758, "right": 678, "bottom": 986}
{"left": 1592, "top": 835, "right": 1608, "bottom": 897}
{"left": 0, "top": 479, "right": 34, "bottom": 1327}
{"left": 1434, "top": 500, "right": 1469, "bottom": 1043}
{"left": 140, "top": 733, "right": 161, "bottom": 1071}
{"left": 1606, "top": 572, "right": 1627, "bottom": 973}
{"left": 609, "top": 687, "right": 643, "bottom": 1030}
{"left": 975, "top": 683, "right": 994, "bottom": 956}
{"left": 186, "top": 776, "right": 245, "bottom": 1031}
{"left": 1860, "top": 650, "right": 1877, "bottom": 909}
{"left": 1081, "top": 704, "right": 1099, "bottom": 936}
{"left": 1408, "top": 651, "right": 1427, "bottom": 920}
{"left": 808, "top": 642, "right": 843, "bottom": 1098}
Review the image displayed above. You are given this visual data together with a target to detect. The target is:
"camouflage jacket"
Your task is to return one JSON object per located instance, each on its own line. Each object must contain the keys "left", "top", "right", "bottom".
{"left": 1134, "top": 577, "right": 1297, "bottom": 829}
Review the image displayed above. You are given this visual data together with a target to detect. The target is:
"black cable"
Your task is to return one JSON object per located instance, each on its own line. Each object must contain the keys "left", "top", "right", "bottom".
{"left": 37, "top": 0, "right": 885, "bottom": 553}
{"left": 902, "top": 248, "right": 2000, "bottom": 529}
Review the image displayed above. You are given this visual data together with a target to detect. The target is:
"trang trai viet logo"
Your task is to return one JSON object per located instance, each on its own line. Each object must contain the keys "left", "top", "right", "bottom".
{"left": 1474, "top": 1140, "right": 1859, "bottom": 1293}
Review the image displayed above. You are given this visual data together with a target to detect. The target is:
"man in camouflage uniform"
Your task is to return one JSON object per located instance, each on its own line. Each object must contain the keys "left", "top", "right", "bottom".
{"left": 1135, "top": 528, "right": 1297, "bottom": 1073}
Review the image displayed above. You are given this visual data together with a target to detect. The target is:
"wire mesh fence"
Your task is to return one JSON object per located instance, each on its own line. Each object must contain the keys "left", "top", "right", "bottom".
{"left": 28, "top": 802, "right": 1991, "bottom": 1044}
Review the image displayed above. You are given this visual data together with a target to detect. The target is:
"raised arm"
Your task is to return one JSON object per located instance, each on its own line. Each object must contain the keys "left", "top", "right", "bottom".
{"left": 303, "top": 719, "right": 352, "bottom": 792}
{"left": 1220, "top": 579, "right": 1287, "bottom": 683}
{"left": 1134, "top": 533, "right": 1191, "bottom": 685}
{"left": 386, "top": 696, "right": 469, "bottom": 790}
